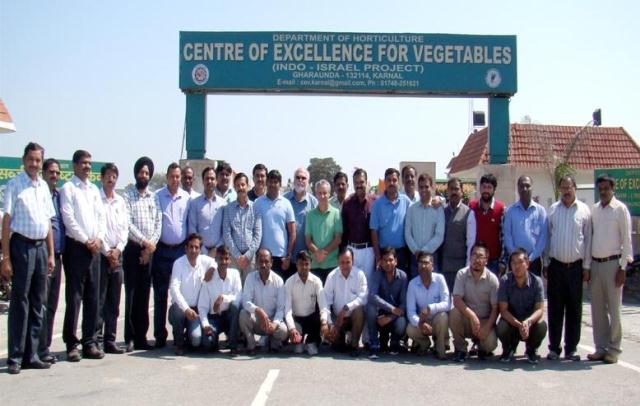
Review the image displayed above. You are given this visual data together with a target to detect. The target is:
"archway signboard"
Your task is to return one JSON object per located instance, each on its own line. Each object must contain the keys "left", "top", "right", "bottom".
{"left": 179, "top": 31, "right": 517, "bottom": 162}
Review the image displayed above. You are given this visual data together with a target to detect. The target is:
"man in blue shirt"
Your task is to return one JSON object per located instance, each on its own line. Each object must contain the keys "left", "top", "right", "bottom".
{"left": 254, "top": 170, "right": 296, "bottom": 280}
{"left": 284, "top": 167, "right": 317, "bottom": 280}
{"left": 405, "top": 252, "right": 450, "bottom": 360}
{"left": 367, "top": 247, "right": 407, "bottom": 359}
{"left": 188, "top": 166, "right": 226, "bottom": 255}
{"left": 152, "top": 162, "right": 190, "bottom": 348}
{"left": 370, "top": 168, "right": 411, "bottom": 272}
{"left": 503, "top": 175, "right": 548, "bottom": 276}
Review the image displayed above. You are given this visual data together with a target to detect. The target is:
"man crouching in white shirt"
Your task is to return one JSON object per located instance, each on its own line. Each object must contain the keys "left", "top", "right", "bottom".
{"left": 239, "top": 248, "right": 288, "bottom": 355}
{"left": 199, "top": 245, "right": 242, "bottom": 356}
{"left": 169, "top": 233, "right": 216, "bottom": 356}
{"left": 324, "top": 247, "right": 368, "bottom": 357}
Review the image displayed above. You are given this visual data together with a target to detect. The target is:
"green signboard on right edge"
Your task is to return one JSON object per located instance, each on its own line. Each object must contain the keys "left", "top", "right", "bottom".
{"left": 595, "top": 168, "right": 640, "bottom": 216}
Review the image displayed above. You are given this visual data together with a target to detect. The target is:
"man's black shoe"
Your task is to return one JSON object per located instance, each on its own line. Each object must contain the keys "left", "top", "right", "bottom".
{"left": 7, "top": 364, "right": 21, "bottom": 374}
{"left": 154, "top": 339, "right": 166, "bottom": 349}
{"left": 105, "top": 343, "right": 125, "bottom": 354}
{"left": 83, "top": 346, "right": 105, "bottom": 359}
{"left": 135, "top": 341, "right": 155, "bottom": 350}
{"left": 41, "top": 354, "right": 58, "bottom": 364}
{"left": 22, "top": 360, "right": 51, "bottom": 370}
{"left": 453, "top": 350, "right": 467, "bottom": 363}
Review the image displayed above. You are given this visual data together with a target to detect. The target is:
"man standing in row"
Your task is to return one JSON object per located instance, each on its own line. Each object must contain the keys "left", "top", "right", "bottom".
{"left": 188, "top": 166, "right": 225, "bottom": 256}
{"left": 329, "top": 171, "right": 349, "bottom": 210}
{"left": 224, "top": 172, "right": 262, "bottom": 282}
{"left": 38, "top": 157, "right": 65, "bottom": 364}
{"left": 181, "top": 165, "right": 200, "bottom": 199}
{"left": 285, "top": 167, "right": 317, "bottom": 280}
{"left": 3, "top": 143, "right": 55, "bottom": 374}
{"left": 545, "top": 175, "right": 591, "bottom": 361}
{"left": 503, "top": 175, "right": 547, "bottom": 276}
{"left": 468, "top": 174, "right": 505, "bottom": 275}
{"left": 152, "top": 163, "right": 189, "bottom": 348}
{"left": 401, "top": 165, "right": 419, "bottom": 203}
{"left": 214, "top": 162, "right": 237, "bottom": 203}
{"left": 248, "top": 163, "right": 267, "bottom": 201}
{"left": 588, "top": 174, "right": 633, "bottom": 364}
{"left": 255, "top": 170, "right": 295, "bottom": 279}
{"left": 122, "top": 156, "right": 161, "bottom": 352}
{"left": 61, "top": 149, "right": 106, "bottom": 361}
{"left": 305, "top": 180, "right": 343, "bottom": 283}
{"left": 97, "top": 163, "right": 129, "bottom": 354}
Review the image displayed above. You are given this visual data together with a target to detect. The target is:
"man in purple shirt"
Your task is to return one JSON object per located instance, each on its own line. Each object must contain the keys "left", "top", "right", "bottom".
{"left": 152, "top": 162, "right": 190, "bottom": 348}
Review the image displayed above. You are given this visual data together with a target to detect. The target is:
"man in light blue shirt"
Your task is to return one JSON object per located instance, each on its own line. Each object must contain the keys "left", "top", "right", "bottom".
{"left": 370, "top": 168, "right": 411, "bottom": 272}
{"left": 254, "top": 170, "right": 296, "bottom": 280}
{"left": 284, "top": 167, "right": 317, "bottom": 278}
{"left": 188, "top": 166, "right": 226, "bottom": 254}
{"left": 503, "top": 175, "right": 548, "bottom": 276}
{"left": 152, "top": 162, "right": 190, "bottom": 348}
{"left": 401, "top": 165, "right": 420, "bottom": 203}
{"left": 214, "top": 162, "right": 237, "bottom": 203}
{"left": 405, "top": 252, "right": 450, "bottom": 359}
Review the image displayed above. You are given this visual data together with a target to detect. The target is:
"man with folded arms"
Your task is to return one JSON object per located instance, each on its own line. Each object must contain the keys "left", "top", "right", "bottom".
{"left": 324, "top": 247, "right": 368, "bottom": 357}
{"left": 450, "top": 242, "right": 499, "bottom": 362}
{"left": 284, "top": 251, "right": 328, "bottom": 356}
{"left": 199, "top": 246, "right": 242, "bottom": 355}
{"left": 239, "top": 249, "right": 288, "bottom": 355}
{"left": 169, "top": 233, "right": 215, "bottom": 355}
{"left": 405, "top": 252, "right": 450, "bottom": 360}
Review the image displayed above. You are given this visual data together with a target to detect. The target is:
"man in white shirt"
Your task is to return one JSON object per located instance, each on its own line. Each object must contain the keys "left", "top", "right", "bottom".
{"left": 199, "top": 245, "right": 242, "bottom": 355}
{"left": 168, "top": 233, "right": 216, "bottom": 355}
{"left": 60, "top": 149, "right": 107, "bottom": 362}
{"left": 181, "top": 165, "right": 201, "bottom": 199}
{"left": 284, "top": 251, "right": 328, "bottom": 356}
{"left": 97, "top": 163, "right": 129, "bottom": 354}
{"left": 588, "top": 174, "right": 633, "bottom": 364}
{"left": 239, "top": 248, "right": 288, "bottom": 355}
{"left": 324, "top": 247, "right": 368, "bottom": 357}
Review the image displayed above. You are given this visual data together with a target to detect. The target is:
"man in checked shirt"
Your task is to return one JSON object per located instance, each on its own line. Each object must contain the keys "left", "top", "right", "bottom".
{"left": 122, "top": 156, "right": 162, "bottom": 352}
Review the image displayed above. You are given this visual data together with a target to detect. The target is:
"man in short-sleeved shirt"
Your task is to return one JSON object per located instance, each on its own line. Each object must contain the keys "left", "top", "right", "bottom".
{"left": 450, "top": 242, "right": 499, "bottom": 362}
{"left": 305, "top": 179, "right": 343, "bottom": 283}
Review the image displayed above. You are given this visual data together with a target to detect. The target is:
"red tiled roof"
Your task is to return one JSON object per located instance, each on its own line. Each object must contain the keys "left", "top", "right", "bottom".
{"left": 447, "top": 124, "right": 640, "bottom": 174}
{"left": 0, "top": 97, "right": 16, "bottom": 133}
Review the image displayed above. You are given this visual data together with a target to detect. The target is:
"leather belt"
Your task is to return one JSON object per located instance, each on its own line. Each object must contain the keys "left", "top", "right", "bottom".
{"left": 158, "top": 241, "right": 185, "bottom": 250}
{"left": 592, "top": 254, "right": 621, "bottom": 263}
{"left": 13, "top": 233, "right": 45, "bottom": 245}
{"left": 349, "top": 242, "right": 371, "bottom": 249}
{"left": 551, "top": 258, "right": 581, "bottom": 268}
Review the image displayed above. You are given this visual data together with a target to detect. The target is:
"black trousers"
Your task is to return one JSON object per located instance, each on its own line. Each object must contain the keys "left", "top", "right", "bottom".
{"left": 395, "top": 246, "right": 411, "bottom": 275}
{"left": 311, "top": 268, "right": 332, "bottom": 285}
{"left": 547, "top": 258, "right": 583, "bottom": 354}
{"left": 7, "top": 234, "right": 47, "bottom": 366}
{"left": 529, "top": 257, "right": 543, "bottom": 277}
{"left": 294, "top": 311, "right": 321, "bottom": 345}
{"left": 38, "top": 253, "right": 62, "bottom": 357}
{"left": 497, "top": 318, "right": 547, "bottom": 353}
{"left": 62, "top": 237, "right": 100, "bottom": 350}
{"left": 151, "top": 242, "right": 184, "bottom": 343}
{"left": 272, "top": 256, "right": 296, "bottom": 281}
{"left": 97, "top": 254, "right": 123, "bottom": 345}
{"left": 122, "top": 242, "right": 151, "bottom": 344}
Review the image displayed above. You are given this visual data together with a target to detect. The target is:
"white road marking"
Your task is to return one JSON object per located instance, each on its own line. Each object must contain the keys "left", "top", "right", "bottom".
{"left": 250, "top": 369, "right": 280, "bottom": 406}
{"left": 578, "top": 344, "right": 640, "bottom": 373}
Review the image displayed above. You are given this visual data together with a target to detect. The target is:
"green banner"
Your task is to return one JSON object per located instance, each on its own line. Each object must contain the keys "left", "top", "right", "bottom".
{"left": 594, "top": 168, "right": 640, "bottom": 216}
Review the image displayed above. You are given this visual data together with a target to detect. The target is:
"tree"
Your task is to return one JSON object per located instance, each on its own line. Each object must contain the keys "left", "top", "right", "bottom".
{"left": 307, "top": 157, "right": 342, "bottom": 188}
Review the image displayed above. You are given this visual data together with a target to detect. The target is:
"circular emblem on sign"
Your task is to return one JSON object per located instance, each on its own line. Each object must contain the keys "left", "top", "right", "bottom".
{"left": 192, "top": 64, "right": 209, "bottom": 86}
{"left": 485, "top": 68, "right": 502, "bottom": 88}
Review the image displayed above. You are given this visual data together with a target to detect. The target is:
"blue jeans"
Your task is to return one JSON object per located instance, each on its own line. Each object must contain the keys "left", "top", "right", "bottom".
{"left": 366, "top": 303, "right": 407, "bottom": 350}
{"left": 202, "top": 303, "right": 240, "bottom": 351}
{"left": 168, "top": 303, "right": 202, "bottom": 348}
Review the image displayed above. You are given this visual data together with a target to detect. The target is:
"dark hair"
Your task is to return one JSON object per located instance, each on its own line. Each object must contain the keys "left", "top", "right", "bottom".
{"left": 471, "top": 241, "right": 489, "bottom": 256}
{"left": 418, "top": 173, "right": 433, "bottom": 186}
{"left": 100, "top": 163, "right": 119, "bottom": 177}
{"left": 416, "top": 251, "right": 434, "bottom": 262}
{"left": 182, "top": 165, "right": 194, "bottom": 174}
{"left": 338, "top": 246, "right": 354, "bottom": 259}
{"left": 257, "top": 248, "right": 272, "bottom": 259}
{"left": 509, "top": 247, "right": 530, "bottom": 265}
{"left": 447, "top": 177, "right": 462, "bottom": 188}
{"left": 384, "top": 168, "right": 400, "bottom": 179}
{"left": 234, "top": 172, "right": 249, "bottom": 184}
{"left": 166, "top": 162, "right": 181, "bottom": 173}
{"left": 480, "top": 173, "right": 497, "bottom": 188}
{"left": 558, "top": 174, "right": 577, "bottom": 188}
{"left": 72, "top": 150, "right": 91, "bottom": 164}
{"left": 23, "top": 142, "right": 45, "bottom": 159}
{"left": 380, "top": 247, "right": 397, "bottom": 259}
{"left": 186, "top": 233, "right": 203, "bottom": 245}
{"left": 517, "top": 175, "right": 532, "bottom": 186}
{"left": 42, "top": 158, "right": 59, "bottom": 172}
{"left": 296, "top": 250, "right": 312, "bottom": 262}
{"left": 401, "top": 165, "right": 417, "bottom": 179}
{"left": 353, "top": 168, "right": 368, "bottom": 181}
{"left": 201, "top": 166, "right": 216, "bottom": 180}
{"left": 267, "top": 169, "right": 282, "bottom": 183}
{"left": 596, "top": 174, "right": 615, "bottom": 188}
{"left": 333, "top": 171, "right": 348, "bottom": 184}
{"left": 215, "top": 162, "right": 232, "bottom": 175}
{"left": 252, "top": 163, "right": 268, "bottom": 175}
{"left": 216, "top": 245, "right": 231, "bottom": 256}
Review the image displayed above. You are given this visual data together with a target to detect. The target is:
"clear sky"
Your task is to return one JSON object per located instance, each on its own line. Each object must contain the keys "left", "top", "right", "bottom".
{"left": 1, "top": 0, "right": 638, "bottom": 187}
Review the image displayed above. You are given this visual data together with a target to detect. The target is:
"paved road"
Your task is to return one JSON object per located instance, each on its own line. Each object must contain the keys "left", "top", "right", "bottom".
{"left": 1, "top": 284, "right": 639, "bottom": 406}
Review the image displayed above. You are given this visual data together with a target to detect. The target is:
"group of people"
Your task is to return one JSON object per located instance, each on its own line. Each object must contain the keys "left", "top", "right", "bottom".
{"left": 1, "top": 142, "right": 632, "bottom": 375}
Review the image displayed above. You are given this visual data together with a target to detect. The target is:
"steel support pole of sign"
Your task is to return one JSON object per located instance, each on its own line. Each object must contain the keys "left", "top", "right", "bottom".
{"left": 185, "top": 93, "right": 206, "bottom": 159}
{"left": 488, "top": 96, "right": 510, "bottom": 164}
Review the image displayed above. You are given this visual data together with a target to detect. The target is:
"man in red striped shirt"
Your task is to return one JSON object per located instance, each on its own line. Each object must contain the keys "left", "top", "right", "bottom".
{"left": 469, "top": 174, "right": 505, "bottom": 276}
